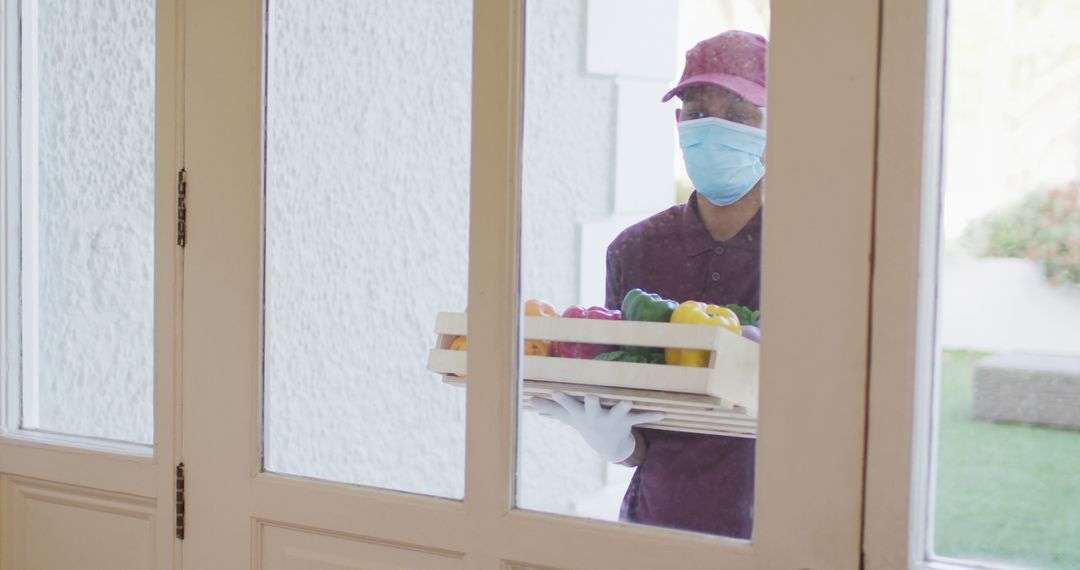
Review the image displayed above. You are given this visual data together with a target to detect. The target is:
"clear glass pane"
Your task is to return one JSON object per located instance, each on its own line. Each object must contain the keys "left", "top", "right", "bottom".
{"left": 22, "top": 0, "right": 156, "bottom": 443}
{"left": 262, "top": 0, "right": 470, "bottom": 498}
{"left": 932, "top": 1, "right": 1080, "bottom": 566}
{"left": 516, "top": 0, "right": 768, "bottom": 538}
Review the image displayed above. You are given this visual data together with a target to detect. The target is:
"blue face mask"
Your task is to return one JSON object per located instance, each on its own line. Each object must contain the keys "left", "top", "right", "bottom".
{"left": 678, "top": 117, "right": 766, "bottom": 206}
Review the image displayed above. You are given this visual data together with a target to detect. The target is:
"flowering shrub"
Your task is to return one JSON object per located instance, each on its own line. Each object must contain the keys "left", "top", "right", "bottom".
{"left": 975, "top": 182, "right": 1080, "bottom": 286}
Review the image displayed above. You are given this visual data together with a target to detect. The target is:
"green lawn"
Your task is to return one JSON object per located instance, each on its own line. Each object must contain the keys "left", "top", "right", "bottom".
{"left": 934, "top": 350, "right": 1080, "bottom": 569}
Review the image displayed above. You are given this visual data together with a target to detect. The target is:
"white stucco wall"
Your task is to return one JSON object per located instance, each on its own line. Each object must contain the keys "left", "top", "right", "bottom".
{"left": 517, "top": 0, "right": 622, "bottom": 512}
{"left": 262, "top": 0, "right": 473, "bottom": 499}
{"left": 34, "top": 0, "right": 155, "bottom": 443}
{"left": 263, "top": 0, "right": 625, "bottom": 509}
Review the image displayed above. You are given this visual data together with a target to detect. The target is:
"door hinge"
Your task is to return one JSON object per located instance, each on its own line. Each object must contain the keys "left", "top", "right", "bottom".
{"left": 175, "top": 462, "right": 185, "bottom": 540}
{"left": 177, "top": 168, "right": 187, "bottom": 247}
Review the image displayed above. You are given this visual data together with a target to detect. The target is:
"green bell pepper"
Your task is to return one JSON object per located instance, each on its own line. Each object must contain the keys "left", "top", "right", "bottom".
{"left": 619, "top": 288, "right": 678, "bottom": 360}
{"left": 621, "top": 288, "right": 678, "bottom": 323}
{"left": 594, "top": 350, "right": 666, "bottom": 365}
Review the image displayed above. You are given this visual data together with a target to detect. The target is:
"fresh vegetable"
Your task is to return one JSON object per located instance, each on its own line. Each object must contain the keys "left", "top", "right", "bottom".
{"left": 621, "top": 288, "right": 678, "bottom": 323}
{"left": 448, "top": 333, "right": 548, "bottom": 356}
{"left": 525, "top": 299, "right": 559, "bottom": 317}
{"left": 447, "top": 299, "right": 557, "bottom": 359}
{"left": 446, "top": 335, "right": 468, "bottom": 376}
{"left": 553, "top": 305, "right": 621, "bottom": 359}
{"left": 523, "top": 298, "right": 558, "bottom": 355}
{"left": 724, "top": 304, "right": 760, "bottom": 327}
{"left": 524, "top": 339, "right": 551, "bottom": 356}
{"left": 620, "top": 288, "right": 678, "bottom": 360}
{"left": 594, "top": 350, "right": 666, "bottom": 365}
{"left": 740, "top": 325, "right": 761, "bottom": 343}
{"left": 666, "top": 301, "right": 742, "bottom": 367}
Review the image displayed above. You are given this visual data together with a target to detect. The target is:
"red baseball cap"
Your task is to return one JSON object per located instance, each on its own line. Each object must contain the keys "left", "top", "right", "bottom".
{"left": 661, "top": 30, "right": 767, "bottom": 106}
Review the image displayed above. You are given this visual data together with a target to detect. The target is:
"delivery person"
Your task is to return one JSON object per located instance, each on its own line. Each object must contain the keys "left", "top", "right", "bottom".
{"left": 530, "top": 30, "right": 766, "bottom": 539}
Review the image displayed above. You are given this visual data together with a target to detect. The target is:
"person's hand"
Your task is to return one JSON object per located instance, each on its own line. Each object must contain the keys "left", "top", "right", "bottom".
{"left": 528, "top": 392, "right": 665, "bottom": 464}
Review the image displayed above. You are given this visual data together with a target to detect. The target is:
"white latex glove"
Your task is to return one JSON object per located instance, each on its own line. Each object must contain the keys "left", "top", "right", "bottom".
{"left": 528, "top": 392, "right": 665, "bottom": 464}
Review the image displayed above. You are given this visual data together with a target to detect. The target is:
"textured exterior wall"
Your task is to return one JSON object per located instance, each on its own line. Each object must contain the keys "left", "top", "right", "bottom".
{"left": 518, "top": 0, "right": 619, "bottom": 512}
{"left": 35, "top": 0, "right": 155, "bottom": 443}
{"left": 263, "top": 0, "right": 473, "bottom": 498}
{"left": 30, "top": 0, "right": 624, "bottom": 513}
{"left": 263, "top": 0, "right": 613, "bottom": 508}
{"left": 521, "top": 1, "right": 615, "bottom": 308}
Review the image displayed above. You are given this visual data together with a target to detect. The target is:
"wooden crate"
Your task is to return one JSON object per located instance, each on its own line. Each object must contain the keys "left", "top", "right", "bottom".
{"left": 427, "top": 312, "right": 759, "bottom": 438}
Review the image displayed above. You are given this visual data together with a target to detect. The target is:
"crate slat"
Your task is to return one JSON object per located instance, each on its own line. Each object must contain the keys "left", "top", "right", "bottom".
{"left": 434, "top": 312, "right": 726, "bottom": 350}
{"left": 429, "top": 346, "right": 755, "bottom": 407}
{"left": 437, "top": 371, "right": 758, "bottom": 438}
{"left": 428, "top": 311, "right": 759, "bottom": 437}
{"left": 523, "top": 354, "right": 713, "bottom": 395}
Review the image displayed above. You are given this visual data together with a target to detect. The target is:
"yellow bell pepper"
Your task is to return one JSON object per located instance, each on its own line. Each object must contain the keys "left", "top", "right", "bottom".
{"left": 665, "top": 301, "right": 742, "bottom": 367}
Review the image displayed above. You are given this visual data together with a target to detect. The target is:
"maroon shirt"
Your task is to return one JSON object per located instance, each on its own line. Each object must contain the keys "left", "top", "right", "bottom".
{"left": 605, "top": 192, "right": 760, "bottom": 538}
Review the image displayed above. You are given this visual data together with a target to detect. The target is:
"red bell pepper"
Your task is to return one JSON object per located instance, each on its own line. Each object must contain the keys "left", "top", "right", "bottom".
{"left": 553, "top": 306, "right": 622, "bottom": 359}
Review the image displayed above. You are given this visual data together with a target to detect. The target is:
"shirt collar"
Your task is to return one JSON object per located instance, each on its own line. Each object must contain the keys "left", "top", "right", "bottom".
{"left": 681, "top": 191, "right": 762, "bottom": 256}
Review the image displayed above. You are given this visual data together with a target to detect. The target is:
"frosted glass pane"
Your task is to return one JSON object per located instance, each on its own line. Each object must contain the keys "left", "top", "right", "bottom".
{"left": 516, "top": 0, "right": 768, "bottom": 539}
{"left": 262, "top": 0, "right": 470, "bottom": 498}
{"left": 27, "top": 0, "right": 156, "bottom": 444}
{"left": 931, "top": 1, "right": 1080, "bottom": 567}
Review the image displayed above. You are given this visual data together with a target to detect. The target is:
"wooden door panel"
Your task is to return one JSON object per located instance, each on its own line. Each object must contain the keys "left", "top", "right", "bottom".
{"left": 0, "top": 475, "right": 156, "bottom": 570}
{"left": 258, "top": 523, "right": 464, "bottom": 570}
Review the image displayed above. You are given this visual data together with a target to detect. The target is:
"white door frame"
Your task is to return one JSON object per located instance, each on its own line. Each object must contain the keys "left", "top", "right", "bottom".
{"left": 863, "top": 0, "right": 952, "bottom": 567}
{"left": 182, "top": 0, "right": 883, "bottom": 567}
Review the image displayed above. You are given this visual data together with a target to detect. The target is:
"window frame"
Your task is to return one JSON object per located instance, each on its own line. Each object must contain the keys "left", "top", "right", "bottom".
{"left": 860, "top": 0, "right": 1009, "bottom": 569}
{"left": 467, "top": 0, "right": 884, "bottom": 565}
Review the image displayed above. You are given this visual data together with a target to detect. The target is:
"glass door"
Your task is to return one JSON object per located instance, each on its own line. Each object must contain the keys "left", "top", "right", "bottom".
{"left": 865, "top": 0, "right": 1080, "bottom": 568}
{"left": 182, "top": 0, "right": 881, "bottom": 567}
{"left": 0, "top": 0, "right": 182, "bottom": 568}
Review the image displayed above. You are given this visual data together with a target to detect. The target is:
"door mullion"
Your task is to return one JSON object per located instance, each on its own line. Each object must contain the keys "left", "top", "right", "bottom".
{"left": 464, "top": 0, "right": 525, "bottom": 548}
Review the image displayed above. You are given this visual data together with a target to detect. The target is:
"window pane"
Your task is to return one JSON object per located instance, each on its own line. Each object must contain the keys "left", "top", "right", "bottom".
{"left": 262, "top": 0, "right": 470, "bottom": 498}
{"left": 21, "top": 0, "right": 156, "bottom": 444}
{"left": 932, "top": 1, "right": 1080, "bottom": 566}
{"left": 516, "top": 0, "right": 768, "bottom": 538}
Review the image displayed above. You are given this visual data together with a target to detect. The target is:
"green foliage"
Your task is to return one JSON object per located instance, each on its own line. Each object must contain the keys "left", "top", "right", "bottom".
{"left": 675, "top": 178, "right": 694, "bottom": 205}
{"left": 593, "top": 350, "right": 665, "bottom": 364}
{"left": 971, "top": 182, "right": 1080, "bottom": 286}
{"left": 723, "top": 304, "right": 760, "bottom": 326}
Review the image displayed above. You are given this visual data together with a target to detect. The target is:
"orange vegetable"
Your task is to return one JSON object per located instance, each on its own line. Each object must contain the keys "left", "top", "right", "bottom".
{"left": 445, "top": 300, "right": 557, "bottom": 358}
{"left": 524, "top": 339, "right": 550, "bottom": 356}
{"left": 524, "top": 298, "right": 558, "bottom": 355}
{"left": 449, "top": 335, "right": 547, "bottom": 355}
{"left": 525, "top": 299, "right": 559, "bottom": 317}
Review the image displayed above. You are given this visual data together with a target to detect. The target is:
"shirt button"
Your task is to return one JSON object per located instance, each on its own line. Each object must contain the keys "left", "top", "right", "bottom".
{"left": 713, "top": 246, "right": 725, "bottom": 255}
{"left": 711, "top": 272, "right": 721, "bottom": 282}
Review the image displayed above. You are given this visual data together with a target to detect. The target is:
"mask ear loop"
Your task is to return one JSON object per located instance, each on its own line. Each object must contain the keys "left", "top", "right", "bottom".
{"left": 674, "top": 108, "right": 681, "bottom": 122}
